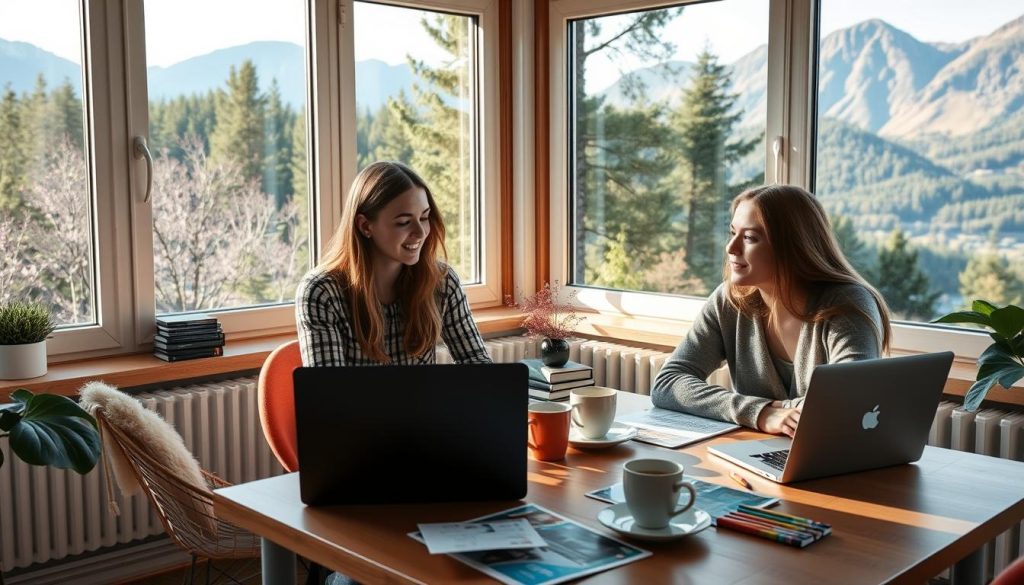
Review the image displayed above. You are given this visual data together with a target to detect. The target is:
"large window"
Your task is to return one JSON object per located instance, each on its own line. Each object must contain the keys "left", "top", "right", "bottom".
{"left": 1, "top": 2, "right": 94, "bottom": 327}
{"left": 0, "top": 0, "right": 501, "bottom": 360}
{"left": 814, "top": 1, "right": 1024, "bottom": 324}
{"left": 567, "top": 0, "right": 768, "bottom": 297}
{"left": 354, "top": 2, "right": 480, "bottom": 284}
{"left": 141, "top": 1, "right": 311, "bottom": 316}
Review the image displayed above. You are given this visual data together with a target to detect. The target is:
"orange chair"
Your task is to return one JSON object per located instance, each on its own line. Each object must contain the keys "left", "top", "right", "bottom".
{"left": 258, "top": 340, "right": 303, "bottom": 472}
{"left": 993, "top": 557, "right": 1024, "bottom": 585}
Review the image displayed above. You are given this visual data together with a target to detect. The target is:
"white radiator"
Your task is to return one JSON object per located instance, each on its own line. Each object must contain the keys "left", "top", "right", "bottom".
{"left": 0, "top": 376, "right": 284, "bottom": 572}
{"left": 439, "top": 336, "right": 689, "bottom": 395}
{"left": 930, "top": 402, "right": 1024, "bottom": 578}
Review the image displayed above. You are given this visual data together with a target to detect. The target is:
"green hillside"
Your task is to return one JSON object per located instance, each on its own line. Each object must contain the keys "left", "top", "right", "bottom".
{"left": 902, "top": 109, "right": 1024, "bottom": 174}
{"left": 815, "top": 117, "right": 988, "bottom": 226}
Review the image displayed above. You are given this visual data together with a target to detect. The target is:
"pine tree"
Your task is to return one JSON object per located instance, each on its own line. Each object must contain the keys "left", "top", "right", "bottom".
{"left": 876, "top": 229, "right": 939, "bottom": 320}
{"left": 262, "top": 79, "right": 295, "bottom": 207}
{"left": 593, "top": 231, "right": 644, "bottom": 291}
{"left": 571, "top": 10, "right": 681, "bottom": 284}
{"left": 210, "top": 61, "right": 266, "bottom": 185}
{"left": 389, "top": 14, "right": 474, "bottom": 275}
{"left": 831, "top": 214, "right": 876, "bottom": 280}
{"left": 289, "top": 106, "right": 311, "bottom": 278}
{"left": 48, "top": 78, "right": 84, "bottom": 151}
{"left": 673, "top": 48, "right": 759, "bottom": 290}
{"left": 0, "top": 86, "right": 29, "bottom": 211}
{"left": 958, "top": 252, "right": 1024, "bottom": 307}
{"left": 365, "top": 100, "right": 414, "bottom": 167}
{"left": 290, "top": 105, "right": 308, "bottom": 213}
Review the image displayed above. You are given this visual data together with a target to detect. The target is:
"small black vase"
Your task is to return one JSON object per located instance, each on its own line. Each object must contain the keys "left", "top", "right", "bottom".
{"left": 539, "top": 338, "right": 570, "bottom": 367}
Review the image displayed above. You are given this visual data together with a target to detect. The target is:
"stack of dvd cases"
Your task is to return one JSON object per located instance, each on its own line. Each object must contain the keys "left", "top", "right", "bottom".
{"left": 153, "top": 313, "right": 224, "bottom": 362}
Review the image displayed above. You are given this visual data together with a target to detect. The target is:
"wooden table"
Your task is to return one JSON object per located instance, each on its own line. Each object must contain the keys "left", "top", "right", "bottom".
{"left": 212, "top": 393, "right": 1024, "bottom": 584}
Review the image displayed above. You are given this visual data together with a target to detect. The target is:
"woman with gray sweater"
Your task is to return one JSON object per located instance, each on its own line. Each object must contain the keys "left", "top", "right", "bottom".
{"left": 651, "top": 185, "right": 892, "bottom": 437}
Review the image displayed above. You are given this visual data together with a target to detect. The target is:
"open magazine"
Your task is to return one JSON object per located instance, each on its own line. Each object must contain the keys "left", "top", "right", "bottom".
{"left": 615, "top": 407, "right": 739, "bottom": 448}
{"left": 586, "top": 479, "right": 778, "bottom": 525}
{"left": 409, "top": 503, "right": 650, "bottom": 585}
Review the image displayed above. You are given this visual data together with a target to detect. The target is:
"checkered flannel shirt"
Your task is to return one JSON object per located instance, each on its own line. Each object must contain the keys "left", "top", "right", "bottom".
{"left": 295, "top": 264, "right": 492, "bottom": 366}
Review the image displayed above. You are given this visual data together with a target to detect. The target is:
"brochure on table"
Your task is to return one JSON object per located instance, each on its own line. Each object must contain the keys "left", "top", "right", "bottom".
{"left": 418, "top": 519, "right": 546, "bottom": 554}
{"left": 409, "top": 503, "right": 650, "bottom": 585}
{"left": 615, "top": 407, "right": 739, "bottom": 448}
{"left": 586, "top": 479, "right": 778, "bottom": 524}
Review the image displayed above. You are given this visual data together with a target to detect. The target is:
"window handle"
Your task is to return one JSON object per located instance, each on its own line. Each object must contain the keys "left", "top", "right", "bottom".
{"left": 772, "top": 135, "right": 784, "bottom": 184}
{"left": 133, "top": 136, "right": 153, "bottom": 203}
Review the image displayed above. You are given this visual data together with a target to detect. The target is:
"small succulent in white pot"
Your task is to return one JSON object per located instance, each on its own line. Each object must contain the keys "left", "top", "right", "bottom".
{"left": 0, "top": 302, "right": 56, "bottom": 380}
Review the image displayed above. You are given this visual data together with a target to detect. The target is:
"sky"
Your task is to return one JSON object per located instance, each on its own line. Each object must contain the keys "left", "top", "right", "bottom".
{"left": 0, "top": 0, "right": 451, "bottom": 67}
{"left": 582, "top": 0, "right": 1024, "bottom": 92}
{"left": 1, "top": 0, "right": 1022, "bottom": 71}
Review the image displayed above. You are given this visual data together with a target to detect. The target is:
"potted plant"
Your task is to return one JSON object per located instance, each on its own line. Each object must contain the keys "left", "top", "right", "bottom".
{"left": 933, "top": 300, "right": 1024, "bottom": 411}
{"left": 0, "top": 388, "right": 101, "bottom": 584}
{"left": 0, "top": 301, "right": 56, "bottom": 380}
{"left": 507, "top": 282, "right": 585, "bottom": 367}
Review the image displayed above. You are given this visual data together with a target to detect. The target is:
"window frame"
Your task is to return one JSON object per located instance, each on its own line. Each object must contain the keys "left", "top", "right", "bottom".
{"left": 545, "top": 0, "right": 993, "bottom": 361}
{"left": 339, "top": 0, "right": 504, "bottom": 307}
{"left": 42, "top": 0, "right": 504, "bottom": 362}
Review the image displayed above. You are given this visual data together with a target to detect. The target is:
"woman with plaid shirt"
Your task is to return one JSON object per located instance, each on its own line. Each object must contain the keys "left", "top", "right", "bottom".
{"left": 296, "top": 161, "right": 491, "bottom": 366}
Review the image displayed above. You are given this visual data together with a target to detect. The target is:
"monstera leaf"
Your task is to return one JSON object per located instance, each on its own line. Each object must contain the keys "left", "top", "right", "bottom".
{"left": 0, "top": 389, "right": 100, "bottom": 475}
{"left": 934, "top": 300, "right": 1024, "bottom": 411}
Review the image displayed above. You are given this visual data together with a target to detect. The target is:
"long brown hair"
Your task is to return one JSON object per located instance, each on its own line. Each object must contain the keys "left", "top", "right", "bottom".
{"left": 724, "top": 184, "right": 892, "bottom": 352}
{"left": 317, "top": 161, "right": 447, "bottom": 362}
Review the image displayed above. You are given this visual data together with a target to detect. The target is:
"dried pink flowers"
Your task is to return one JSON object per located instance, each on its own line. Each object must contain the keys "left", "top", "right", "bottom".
{"left": 505, "top": 282, "right": 585, "bottom": 340}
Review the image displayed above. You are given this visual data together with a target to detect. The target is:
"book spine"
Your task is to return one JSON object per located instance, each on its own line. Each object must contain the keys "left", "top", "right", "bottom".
{"left": 154, "top": 339, "right": 225, "bottom": 351}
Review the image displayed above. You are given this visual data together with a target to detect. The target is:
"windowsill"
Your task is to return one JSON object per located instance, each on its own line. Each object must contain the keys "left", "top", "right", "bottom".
{"left": 0, "top": 307, "right": 526, "bottom": 402}
{"left": 5, "top": 307, "right": 1021, "bottom": 409}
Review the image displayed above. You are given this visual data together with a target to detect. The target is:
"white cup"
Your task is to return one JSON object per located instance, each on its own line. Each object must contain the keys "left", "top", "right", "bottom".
{"left": 622, "top": 458, "right": 697, "bottom": 529}
{"left": 569, "top": 386, "right": 617, "bottom": 439}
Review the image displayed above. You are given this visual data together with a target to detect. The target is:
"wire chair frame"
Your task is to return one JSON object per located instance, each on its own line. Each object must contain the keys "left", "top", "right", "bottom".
{"left": 94, "top": 408, "right": 261, "bottom": 561}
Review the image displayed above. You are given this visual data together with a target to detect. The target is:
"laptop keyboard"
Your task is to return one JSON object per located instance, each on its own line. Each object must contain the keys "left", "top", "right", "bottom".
{"left": 752, "top": 449, "right": 790, "bottom": 471}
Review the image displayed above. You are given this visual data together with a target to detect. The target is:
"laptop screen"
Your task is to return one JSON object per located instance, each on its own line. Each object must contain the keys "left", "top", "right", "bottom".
{"left": 293, "top": 363, "right": 528, "bottom": 505}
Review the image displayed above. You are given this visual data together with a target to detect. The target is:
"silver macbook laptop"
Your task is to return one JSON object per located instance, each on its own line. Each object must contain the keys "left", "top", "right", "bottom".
{"left": 708, "top": 351, "right": 954, "bottom": 484}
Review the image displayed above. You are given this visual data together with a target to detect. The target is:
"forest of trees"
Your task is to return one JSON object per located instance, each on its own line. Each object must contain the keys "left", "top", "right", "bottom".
{"left": 4, "top": 7, "right": 1024, "bottom": 327}
{"left": 0, "top": 12, "right": 478, "bottom": 323}
{"left": 564, "top": 8, "right": 1024, "bottom": 320}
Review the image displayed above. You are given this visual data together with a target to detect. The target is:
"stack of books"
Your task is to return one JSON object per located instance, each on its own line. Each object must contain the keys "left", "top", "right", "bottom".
{"left": 521, "top": 358, "right": 594, "bottom": 401}
{"left": 154, "top": 313, "right": 225, "bottom": 362}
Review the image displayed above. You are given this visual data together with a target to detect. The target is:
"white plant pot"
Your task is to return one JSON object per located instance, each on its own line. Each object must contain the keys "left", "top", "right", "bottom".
{"left": 0, "top": 340, "right": 48, "bottom": 380}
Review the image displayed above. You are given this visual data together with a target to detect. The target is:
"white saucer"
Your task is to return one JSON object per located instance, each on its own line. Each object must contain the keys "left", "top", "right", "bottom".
{"left": 597, "top": 503, "right": 712, "bottom": 542}
{"left": 568, "top": 424, "right": 638, "bottom": 449}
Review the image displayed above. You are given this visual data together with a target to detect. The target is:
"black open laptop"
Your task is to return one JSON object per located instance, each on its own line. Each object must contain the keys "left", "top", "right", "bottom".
{"left": 293, "top": 363, "right": 528, "bottom": 506}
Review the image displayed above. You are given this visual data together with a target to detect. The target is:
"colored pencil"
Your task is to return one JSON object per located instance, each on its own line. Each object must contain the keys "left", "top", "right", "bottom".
{"left": 728, "top": 511, "right": 821, "bottom": 540}
{"left": 717, "top": 515, "right": 814, "bottom": 548}
{"left": 731, "top": 508, "right": 830, "bottom": 538}
{"left": 736, "top": 504, "right": 832, "bottom": 533}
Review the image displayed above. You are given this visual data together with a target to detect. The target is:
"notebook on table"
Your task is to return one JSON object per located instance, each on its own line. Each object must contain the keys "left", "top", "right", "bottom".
{"left": 293, "top": 363, "right": 528, "bottom": 505}
{"left": 708, "top": 352, "right": 954, "bottom": 484}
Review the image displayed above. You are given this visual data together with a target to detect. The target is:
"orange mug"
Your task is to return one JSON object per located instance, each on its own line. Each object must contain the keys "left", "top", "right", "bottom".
{"left": 527, "top": 402, "right": 571, "bottom": 461}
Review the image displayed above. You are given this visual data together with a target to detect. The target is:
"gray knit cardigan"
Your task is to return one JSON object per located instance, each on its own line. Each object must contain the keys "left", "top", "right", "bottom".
{"left": 651, "top": 282, "right": 884, "bottom": 428}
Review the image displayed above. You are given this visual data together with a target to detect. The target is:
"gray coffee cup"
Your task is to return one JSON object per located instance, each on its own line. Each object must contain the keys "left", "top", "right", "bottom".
{"left": 622, "top": 458, "right": 696, "bottom": 529}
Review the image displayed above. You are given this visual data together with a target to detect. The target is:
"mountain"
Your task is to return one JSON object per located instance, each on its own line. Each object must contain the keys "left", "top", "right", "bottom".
{"left": 882, "top": 15, "right": 1024, "bottom": 137}
{"left": 597, "top": 44, "right": 767, "bottom": 129}
{"left": 815, "top": 118, "right": 987, "bottom": 225}
{"left": 146, "top": 41, "right": 306, "bottom": 106}
{"left": 352, "top": 59, "right": 416, "bottom": 112}
{"left": 1, "top": 38, "right": 414, "bottom": 112}
{"left": 597, "top": 60, "right": 692, "bottom": 107}
{"left": 818, "top": 19, "right": 962, "bottom": 134}
{"left": 0, "top": 38, "right": 82, "bottom": 96}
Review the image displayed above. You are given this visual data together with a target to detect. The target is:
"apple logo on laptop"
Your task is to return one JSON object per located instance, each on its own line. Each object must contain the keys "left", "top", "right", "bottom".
{"left": 862, "top": 405, "right": 880, "bottom": 430}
